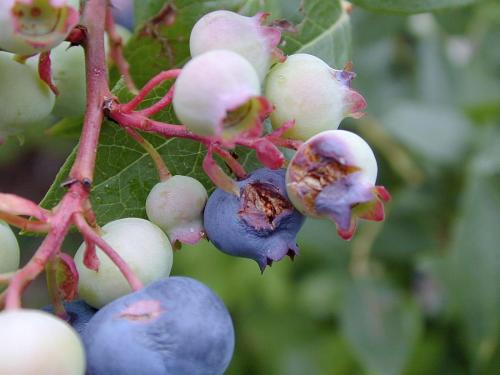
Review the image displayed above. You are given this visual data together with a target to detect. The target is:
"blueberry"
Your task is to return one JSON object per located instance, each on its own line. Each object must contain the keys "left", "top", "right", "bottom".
{"left": 204, "top": 168, "right": 305, "bottom": 271}
{"left": 41, "top": 300, "right": 97, "bottom": 335}
{"left": 82, "top": 276, "right": 234, "bottom": 375}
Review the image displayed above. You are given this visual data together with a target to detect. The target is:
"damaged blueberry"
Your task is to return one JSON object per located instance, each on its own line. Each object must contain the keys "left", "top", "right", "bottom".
{"left": 204, "top": 168, "right": 305, "bottom": 271}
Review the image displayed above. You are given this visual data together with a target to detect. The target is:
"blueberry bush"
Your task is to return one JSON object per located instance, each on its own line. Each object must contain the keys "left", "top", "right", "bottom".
{"left": 0, "top": 0, "right": 499, "bottom": 374}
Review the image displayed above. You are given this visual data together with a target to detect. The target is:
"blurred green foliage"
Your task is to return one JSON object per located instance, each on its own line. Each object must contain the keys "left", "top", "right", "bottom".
{"left": 1, "top": 0, "right": 499, "bottom": 374}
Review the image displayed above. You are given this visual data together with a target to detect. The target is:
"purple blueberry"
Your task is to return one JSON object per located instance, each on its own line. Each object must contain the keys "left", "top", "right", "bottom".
{"left": 41, "top": 300, "right": 97, "bottom": 335}
{"left": 204, "top": 168, "right": 305, "bottom": 271}
{"left": 111, "top": 0, "right": 134, "bottom": 30}
{"left": 81, "top": 276, "right": 234, "bottom": 375}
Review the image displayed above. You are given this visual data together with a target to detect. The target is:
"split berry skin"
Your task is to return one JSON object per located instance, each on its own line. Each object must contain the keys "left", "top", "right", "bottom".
{"left": 41, "top": 300, "right": 97, "bottom": 335}
{"left": 0, "top": 0, "right": 80, "bottom": 56}
{"left": 204, "top": 168, "right": 305, "bottom": 272}
{"left": 0, "top": 309, "right": 86, "bottom": 375}
{"left": 0, "top": 220, "right": 20, "bottom": 274}
{"left": 146, "top": 175, "right": 208, "bottom": 245}
{"left": 173, "top": 49, "right": 270, "bottom": 144}
{"left": 286, "top": 130, "right": 391, "bottom": 240}
{"left": 265, "top": 53, "right": 367, "bottom": 141}
{"left": 82, "top": 277, "right": 235, "bottom": 375}
{"left": 190, "top": 10, "right": 281, "bottom": 82}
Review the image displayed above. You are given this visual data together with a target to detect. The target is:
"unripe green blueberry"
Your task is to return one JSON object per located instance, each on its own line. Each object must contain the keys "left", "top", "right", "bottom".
{"left": 74, "top": 218, "right": 173, "bottom": 308}
{"left": 146, "top": 175, "right": 208, "bottom": 245}
{"left": 0, "top": 52, "right": 55, "bottom": 138}
{"left": 173, "top": 50, "right": 264, "bottom": 141}
{"left": 190, "top": 10, "right": 281, "bottom": 81}
{"left": 0, "top": 309, "right": 85, "bottom": 375}
{"left": 286, "top": 130, "right": 390, "bottom": 240}
{"left": 265, "top": 53, "right": 367, "bottom": 140}
{"left": 0, "top": 0, "right": 80, "bottom": 56}
{"left": 0, "top": 221, "right": 20, "bottom": 273}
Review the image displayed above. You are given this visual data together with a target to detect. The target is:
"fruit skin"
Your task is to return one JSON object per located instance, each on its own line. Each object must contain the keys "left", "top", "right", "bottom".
{"left": 0, "top": 221, "right": 20, "bottom": 273}
{"left": 265, "top": 53, "right": 367, "bottom": 140}
{"left": 41, "top": 300, "right": 97, "bottom": 335}
{"left": 190, "top": 10, "right": 281, "bottom": 81}
{"left": 111, "top": 0, "right": 134, "bottom": 30}
{"left": 173, "top": 50, "right": 266, "bottom": 142}
{"left": 286, "top": 130, "right": 390, "bottom": 240}
{"left": 0, "top": 309, "right": 85, "bottom": 375}
{"left": 74, "top": 218, "right": 173, "bottom": 308}
{"left": 146, "top": 175, "right": 208, "bottom": 245}
{"left": 0, "top": 52, "right": 55, "bottom": 138}
{"left": 0, "top": 0, "right": 80, "bottom": 56}
{"left": 82, "top": 276, "right": 235, "bottom": 375}
{"left": 204, "top": 168, "right": 305, "bottom": 271}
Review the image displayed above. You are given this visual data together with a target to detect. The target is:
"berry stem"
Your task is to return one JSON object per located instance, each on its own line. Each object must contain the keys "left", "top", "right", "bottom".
{"left": 70, "top": 0, "right": 110, "bottom": 184}
{"left": 4, "top": 183, "right": 86, "bottom": 310}
{"left": 124, "top": 127, "right": 172, "bottom": 181}
{"left": 121, "top": 69, "right": 181, "bottom": 113}
{"left": 0, "top": 212, "right": 50, "bottom": 233}
{"left": 74, "top": 213, "right": 144, "bottom": 291}
{"left": 105, "top": 7, "right": 138, "bottom": 94}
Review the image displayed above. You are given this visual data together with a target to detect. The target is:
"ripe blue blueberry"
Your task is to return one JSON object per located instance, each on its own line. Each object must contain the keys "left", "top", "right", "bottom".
{"left": 41, "top": 300, "right": 97, "bottom": 335}
{"left": 204, "top": 168, "right": 305, "bottom": 271}
{"left": 82, "top": 276, "right": 235, "bottom": 375}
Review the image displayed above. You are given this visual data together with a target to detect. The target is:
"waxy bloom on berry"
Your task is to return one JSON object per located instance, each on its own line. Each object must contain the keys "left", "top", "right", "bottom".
{"left": 190, "top": 10, "right": 281, "bottom": 82}
{"left": 286, "top": 130, "right": 390, "bottom": 240}
{"left": 265, "top": 53, "right": 367, "bottom": 141}
{"left": 146, "top": 175, "right": 208, "bottom": 246}
{"left": 173, "top": 50, "right": 271, "bottom": 145}
{"left": 0, "top": 0, "right": 80, "bottom": 56}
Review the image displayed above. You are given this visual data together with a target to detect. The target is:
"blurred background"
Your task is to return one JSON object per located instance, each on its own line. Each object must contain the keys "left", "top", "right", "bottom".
{"left": 1, "top": 0, "right": 499, "bottom": 374}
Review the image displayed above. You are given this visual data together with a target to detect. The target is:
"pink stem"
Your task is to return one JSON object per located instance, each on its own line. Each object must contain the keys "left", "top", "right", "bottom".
{"left": 121, "top": 69, "right": 181, "bottom": 113}
{"left": 38, "top": 51, "right": 59, "bottom": 95}
{"left": 0, "top": 193, "right": 50, "bottom": 220}
{"left": 0, "top": 212, "right": 50, "bottom": 233}
{"left": 105, "top": 7, "right": 138, "bottom": 94}
{"left": 212, "top": 145, "right": 247, "bottom": 179}
{"left": 137, "top": 85, "right": 175, "bottom": 117}
{"left": 5, "top": 184, "right": 85, "bottom": 309}
{"left": 70, "top": 0, "right": 110, "bottom": 183}
{"left": 74, "top": 213, "right": 143, "bottom": 291}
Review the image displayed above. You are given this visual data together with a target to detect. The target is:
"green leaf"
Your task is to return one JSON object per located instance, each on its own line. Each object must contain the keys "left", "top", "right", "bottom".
{"left": 341, "top": 277, "right": 421, "bottom": 375}
{"left": 351, "top": 0, "right": 482, "bottom": 14}
{"left": 283, "top": 0, "right": 351, "bottom": 67}
{"left": 446, "top": 126, "right": 500, "bottom": 366}
{"left": 382, "top": 102, "right": 473, "bottom": 166}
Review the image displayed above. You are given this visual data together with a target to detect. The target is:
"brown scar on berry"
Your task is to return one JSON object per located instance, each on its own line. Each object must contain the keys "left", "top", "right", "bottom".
{"left": 289, "top": 144, "right": 360, "bottom": 212}
{"left": 119, "top": 300, "right": 163, "bottom": 322}
{"left": 239, "top": 182, "right": 293, "bottom": 230}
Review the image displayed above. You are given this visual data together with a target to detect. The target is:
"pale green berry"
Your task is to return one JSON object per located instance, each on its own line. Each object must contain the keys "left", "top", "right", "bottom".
{"left": 0, "top": 309, "right": 85, "bottom": 375}
{"left": 146, "top": 175, "right": 208, "bottom": 245}
{"left": 190, "top": 10, "right": 281, "bottom": 82}
{"left": 0, "top": 221, "right": 20, "bottom": 274}
{"left": 0, "top": 51, "right": 55, "bottom": 138}
{"left": 0, "top": 0, "right": 80, "bottom": 56}
{"left": 173, "top": 50, "right": 264, "bottom": 141}
{"left": 265, "top": 53, "right": 367, "bottom": 140}
{"left": 74, "top": 218, "right": 173, "bottom": 308}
